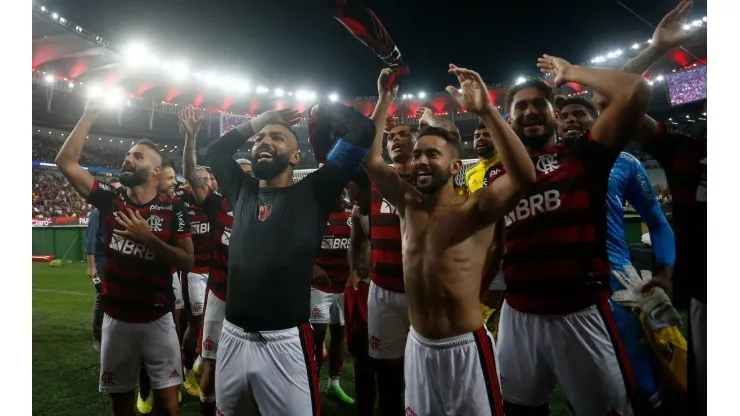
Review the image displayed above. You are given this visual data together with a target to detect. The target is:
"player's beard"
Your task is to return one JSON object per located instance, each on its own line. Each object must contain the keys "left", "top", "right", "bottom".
{"left": 253, "top": 153, "right": 291, "bottom": 180}
{"left": 413, "top": 168, "right": 450, "bottom": 195}
{"left": 119, "top": 167, "right": 149, "bottom": 187}
{"left": 518, "top": 122, "right": 556, "bottom": 149}
{"left": 475, "top": 143, "right": 494, "bottom": 159}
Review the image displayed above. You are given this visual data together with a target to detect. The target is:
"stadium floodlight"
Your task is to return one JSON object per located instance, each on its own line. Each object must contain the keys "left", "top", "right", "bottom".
{"left": 104, "top": 87, "right": 126, "bottom": 108}
{"left": 288, "top": 92, "right": 293, "bottom": 96}
{"left": 295, "top": 90, "right": 309, "bottom": 101}
{"left": 682, "top": 24, "right": 691, "bottom": 30}
{"left": 256, "top": 86, "right": 269, "bottom": 94}
{"left": 647, "top": 39, "right": 652, "bottom": 44}
{"left": 235, "top": 79, "right": 250, "bottom": 93}
{"left": 274, "top": 88, "right": 285, "bottom": 97}
{"left": 44, "top": 74, "right": 54, "bottom": 84}
{"left": 59, "top": 17, "right": 67, "bottom": 24}
{"left": 691, "top": 20, "right": 703, "bottom": 28}
{"left": 329, "top": 93, "right": 338, "bottom": 102}
{"left": 308, "top": 92, "right": 317, "bottom": 101}
{"left": 87, "top": 84, "right": 103, "bottom": 98}
{"left": 656, "top": 75, "right": 664, "bottom": 82}
{"left": 648, "top": 80, "right": 654, "bottom": 86}
{"left": 121, "top": 42, "right": 149, "bottom": 67}
{"left": 41, "top": 6, "right": 46, "bottom": 12}
{"left": 702, "top": 16, "right": 707, "bottom": 22}
{"left": 68, "top": 83, "right": 74, "bottom": 88}
{"left": 52, "top": 13, "right": 58, "bottom": 19}
{"left": 631, "top": 43, "right": 640, "bottom": 50}
{"left": 171, "top": 61, "right": 190, "bottom": 81}
{"left": 515, "top": 76, "right": 526, "bottom": 85}
{"left": 204, "top": 72, "right": 218, "bottom": 85}
{"left": 418, "top": 91, "right": 427, "bottom": 99}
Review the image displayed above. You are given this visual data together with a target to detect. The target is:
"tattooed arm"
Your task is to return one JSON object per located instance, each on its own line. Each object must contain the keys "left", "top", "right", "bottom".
{"left": 180, "top": 106, "right": 209, "bottom": 205}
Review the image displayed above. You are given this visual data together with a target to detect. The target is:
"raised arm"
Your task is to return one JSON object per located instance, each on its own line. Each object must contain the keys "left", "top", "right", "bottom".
{"left": 363, "top": 68, "right": 417, "bottom": 211}
{"left": 445, "top": 65, "right": 535, "bottom": 224}
{"left": 55, "top": 102, "right": 99, "bottom": 198}
{"left": 349, "top": 205, "right": 368, "bottom": 276}
{"left": 538, "top": 56, "right": 651, "bottom": 151}
{"left": 415, "top": 107, "right": 461, "bottom": 140}
{"left": 180, "top": 106, "right": 209, "bottom": 205}
{"left": 594, "top": 1, "right": 695, "bottom": 149}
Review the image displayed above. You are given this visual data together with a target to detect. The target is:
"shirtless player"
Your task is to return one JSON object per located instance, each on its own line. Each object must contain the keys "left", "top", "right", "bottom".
{"left": 364, "top": 66, "right": 535, "bottom": 415}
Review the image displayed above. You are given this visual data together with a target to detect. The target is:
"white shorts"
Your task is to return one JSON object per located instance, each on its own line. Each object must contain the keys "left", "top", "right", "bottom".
{"left": 690, "top": 298, "right": 707, "bottom": 415}
{"left": 497, "top": 300, "right": 636, "bottom": 415}
{"left": 201, "top": 290, "right": 227, "bottom": 360}
{"left": 187, "top": 272, "right": 208, "bottom": 316}
{"left": 367, "top": 281, "right": 410, "bottom": 360}
{"left": 99, "top": 313, "right": 183, "bottom": 393}
{"left": 488, "top": 268, "right": 506, "bottom": 291}
{"left": 309, "top": 287, "right": 345, "bottom": 325}
{"left": 172, "top": 272, "right": 184, "bottom": 310}
{"left": 215, "top": 320, "right": 320, "bottom": 416}
{"left": 405, "top": 326, "right": 504, "bottom": 416}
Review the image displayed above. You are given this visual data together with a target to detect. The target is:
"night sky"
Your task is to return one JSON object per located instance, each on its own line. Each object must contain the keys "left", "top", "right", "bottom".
{"left": 44, "top": 0, "right": 707, "bottom": 97}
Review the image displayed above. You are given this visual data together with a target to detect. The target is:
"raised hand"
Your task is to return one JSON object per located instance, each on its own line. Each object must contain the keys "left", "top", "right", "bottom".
{"left": 537, "top": 54, "right": 573, "bottom": 87}
{"left": 384, "top": 112, "right": 397, "bottom": 133}
{"left": 652, "top": 0, "right": 694, "bottom": 49}
{"left": 445, "top": 64, "right": 494, "bottom": 115}
{"left": 377, "top": 68, "right": 399, "bottom": 102}
{"left": 414, "top": 107, "right": 434, "bottom": 128}
{"left": 113, "top": 209, "right": 153, "bottom": 243}
{"left": 179, "top": 105, "right": 203, "bottom": 137}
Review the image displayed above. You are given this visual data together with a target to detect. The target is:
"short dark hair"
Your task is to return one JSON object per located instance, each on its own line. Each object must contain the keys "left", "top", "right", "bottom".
{"left": 162, "top": 159, "right": 174, "bottom": 170}
{"left": 417, "top": 126, "right": 461, "bottom": 158}
{"left": 505, "top": 79, "right": 554, "bottom": 113}
{"left": 475, "top": 121, "right": 487, "bottom": 131}
{"left": 136, "top": 139, "right": 160, "bottom": 152}
{"left": 264, "top": 121, "right": 299, "bottom": 145}
{"left": 557, "top": 97, "right": 599, "bottom": 119}
{"left": 108, "top": 177, "right": 120, "bottom": 185}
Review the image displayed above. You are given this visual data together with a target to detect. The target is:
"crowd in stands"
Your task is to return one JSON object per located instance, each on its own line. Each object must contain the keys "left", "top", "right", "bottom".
{"left": 32, "top": 167, "right": 93, "bottom": 219}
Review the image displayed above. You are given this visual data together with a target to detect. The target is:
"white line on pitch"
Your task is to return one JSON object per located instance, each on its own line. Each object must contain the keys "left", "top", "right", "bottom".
{"left": 32, "top": 289, "right": 88, "bottom": 296}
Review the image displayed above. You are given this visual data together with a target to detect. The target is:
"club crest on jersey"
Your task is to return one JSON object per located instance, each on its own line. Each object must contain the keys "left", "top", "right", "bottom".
{"left": 258, "top": 204, "right": 272, "bottom": 221}
{"left": 535, "top": 154, "right": 559, "bottom": 174}
{"left": 380, "top": 199, "right": 397, "bottom": 214}
{"left": 147, "top": 215, "right": 163, "bottom": 232}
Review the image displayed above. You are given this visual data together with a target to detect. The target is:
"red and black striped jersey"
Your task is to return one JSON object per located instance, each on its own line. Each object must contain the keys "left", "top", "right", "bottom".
{"left": 489, "top": 134, "right": 620, "bottom": 314}
{"left": 88, "top": 179, "right": 191, "bottom": 322}
{"left": 176, "top": 188, "right": 211, "bottom": 274}
{"left": 369, "top": 175, "right": 410, "bottom": 293}
{"left": 314, "top": 201, "right": 354, "bottom": 293}
{"left": 201, "top": 190, "right": 233, "bottom": 301}
{"left": 644, "top": 123, "right": 706, "bottom": 303}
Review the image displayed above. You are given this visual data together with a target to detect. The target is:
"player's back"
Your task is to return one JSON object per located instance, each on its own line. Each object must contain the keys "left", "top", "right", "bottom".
{"left": 401, "top": 193, "right": 496, "bottom": 339}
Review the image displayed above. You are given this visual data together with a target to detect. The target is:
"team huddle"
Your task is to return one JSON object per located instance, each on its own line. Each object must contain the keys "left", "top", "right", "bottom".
{"left": 56, "top": 2, "right": 705, "bottom": 415}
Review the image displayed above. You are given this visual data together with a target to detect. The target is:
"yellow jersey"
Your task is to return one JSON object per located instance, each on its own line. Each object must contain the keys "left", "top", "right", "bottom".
{"left": 465, "top": 154, "right": 502, "bottom": 194}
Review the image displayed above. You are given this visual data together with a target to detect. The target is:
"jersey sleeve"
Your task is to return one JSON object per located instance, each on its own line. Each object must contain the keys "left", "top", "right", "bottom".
{"left": 305, "top": 163, "right": 352, "bottom": 212}
{"left": 87, "top": 179, "right": 117, "bottom": 214}
{"left": 172, "top": 201, "right": 192, "bottom": 240}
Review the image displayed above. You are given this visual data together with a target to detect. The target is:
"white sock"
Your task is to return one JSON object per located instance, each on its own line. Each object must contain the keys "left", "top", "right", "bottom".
{"left": 328, "top": 377, "right": 340, "bottom": 389}
{"left": 195, "top": 355, "right": 203, "bottom": 368}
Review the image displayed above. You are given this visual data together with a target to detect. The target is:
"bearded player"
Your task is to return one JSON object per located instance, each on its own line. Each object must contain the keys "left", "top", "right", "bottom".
{"left": 179, "top": 105, "right": 252, "bottom": 415}
{"left": 482, "top": 56, "right": 651, "bottom": 415}
{"left": 364, "top": 66, "right": 535, "bottom": 415}
{"left": 558, "top": 96, "right": 678, "bottom": 412}
{"left": 56, "top": 101, "right": 193, "bottom": 416}
{"left": 593, "top": 2, "right": 706, "bottom": 412}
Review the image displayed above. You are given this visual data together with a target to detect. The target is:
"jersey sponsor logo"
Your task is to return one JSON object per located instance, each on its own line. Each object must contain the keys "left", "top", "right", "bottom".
{"left": 221, "top": 229, "right": 231, "bottom": 246}
{"left": 98, "top": 182, "right": 114, "bottom": 193}
{"left": 190, "top": 222, "right": 210, "bottom": 235}
{"left": 176, "top": 210, "right": 186, "bottom": 232}
{"left": 147, "top": 215, "right": 164, "bottom": 232}
{"left": 504, "top": 189, "right": 561, "bottom": 226}
{"left": 482, "top": 166, "right": 502, "bottom": 187}
{"left": 149, "top": 204, "right": 174, "bottom": 211}
{"left": 380, "top": 199, "right": 397, "bottom": 214}
{"left": 227, "top": 211, "right": 234, "bottom": 217}
{"left": 321, "top": 236, "right": 350, "bottom": 250}
{"left": 109, "top": 234, "right": 156, "bottom": 259}
{"left": 188, "top": 210, "right": 196, "bottom": 215}
{"left": 535, "top": 153, "right": 559, "bottom": 174}
{"left": 258, "top": 204, "right": 272, "bottom": 221}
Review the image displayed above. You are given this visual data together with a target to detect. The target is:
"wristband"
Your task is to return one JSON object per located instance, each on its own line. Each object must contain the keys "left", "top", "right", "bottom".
{"left": 326, "top": 139, "right": 369, "bottom": 174}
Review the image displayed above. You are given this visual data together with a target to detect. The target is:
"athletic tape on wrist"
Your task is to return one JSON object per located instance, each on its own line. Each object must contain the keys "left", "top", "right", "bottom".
{"left": 326, "top": 139, "right": 368, "bottom": 174}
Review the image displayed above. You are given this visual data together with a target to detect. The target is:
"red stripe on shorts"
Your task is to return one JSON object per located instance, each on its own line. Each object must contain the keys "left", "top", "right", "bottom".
{"left": 472, "top": 326, "right": 504, "bottom": 415}
{"left": 196, "top": 288, "right": 211, "bottom": 356}
{"left": 298, "top": 323, "right": 321, "bottom": 416}
{"left": 596, "top": 297, "right": 640, "bottom": 414}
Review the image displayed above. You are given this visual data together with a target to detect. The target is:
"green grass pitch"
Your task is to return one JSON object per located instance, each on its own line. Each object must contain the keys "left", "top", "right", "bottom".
{"left": 32, "top": 262, "right": 571, "bottom": 415}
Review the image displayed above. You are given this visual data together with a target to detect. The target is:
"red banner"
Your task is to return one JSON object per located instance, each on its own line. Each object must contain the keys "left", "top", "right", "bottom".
{"left": 32, "top": 217, "right": 88, "bottom": 227}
